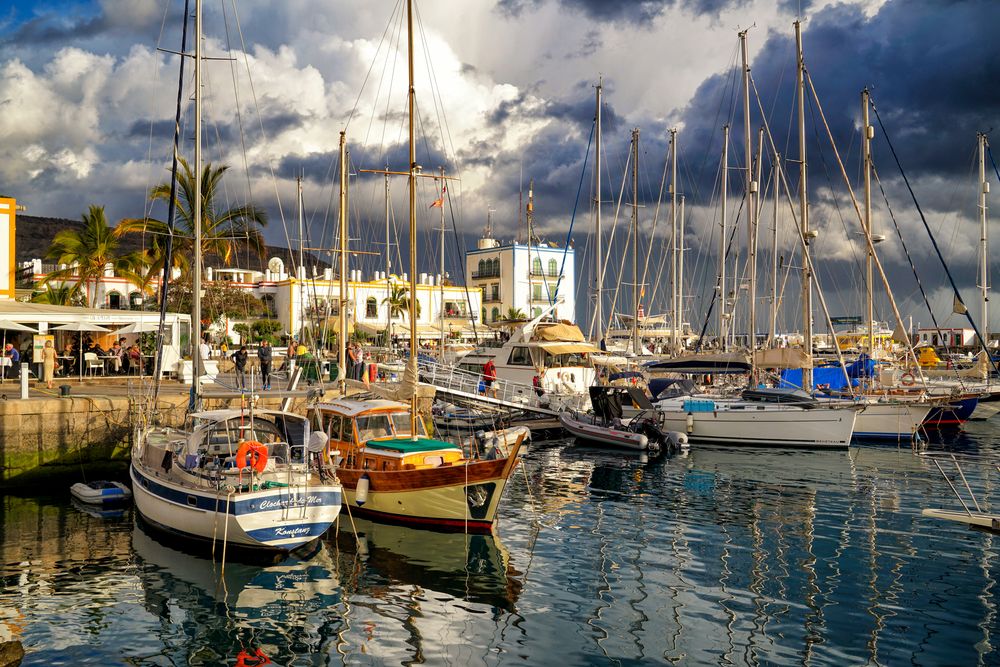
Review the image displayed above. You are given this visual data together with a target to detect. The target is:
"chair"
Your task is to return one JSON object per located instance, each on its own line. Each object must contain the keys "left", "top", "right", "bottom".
{"left": 84, "top": 352, "right": 104, "bottom": 376}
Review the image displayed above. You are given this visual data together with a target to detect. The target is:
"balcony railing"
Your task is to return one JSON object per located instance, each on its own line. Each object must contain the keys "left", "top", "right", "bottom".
{"left": 471, "top": 269, "right": 501, "bottom": 279}
{"left": 483, "top": 293, "right": 502, "bottom": 303}
{"left": 529, "top": 269, "right": 562, "bottom": 278}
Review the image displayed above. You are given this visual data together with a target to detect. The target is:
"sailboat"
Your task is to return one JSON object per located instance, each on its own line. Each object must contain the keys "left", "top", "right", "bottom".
{"left": 310, "top": 0, "right": 524, "bottom": 532}
{"left": 130, "top": 0, "right": 342, "bottom": 553}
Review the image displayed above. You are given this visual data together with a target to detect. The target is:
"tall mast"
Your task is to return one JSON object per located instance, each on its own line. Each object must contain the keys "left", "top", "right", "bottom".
{"left": 795, "top": 20, "right": 813, "bottom": 390}
{"left": 338, "top": 131, "right": 348, "bottom": 394}
{"left": 679, "top": 192, "right": 685, "bottom": 348}
{"left": 192, "top": 0, "right": 203, "bottom": 401}
{"left": 741, "top": 29, "right": 757, "bottom": 356}
{"left": 719, "top": 124, "right": 730, "bottom": 349}
{"left": 631, "top": 128, "right": 640, "bottom": 355}
{"left": 594, "top": 79, "right": 603, "bottom": 343}
{"left": 770, "top": 152, "right": 781, "bottom": 345}
{"left": 862, "top": 89, "right": 875, "bottom": 359}
{"left": 297, "top": 174, "right": 305, "bottom": 340}
{"left": 385, "top": 168, "right": 392, "bottom": 349}
{"left": 979, "top": 132, "right": 990, "bottom": 355}
{"left": 406, "top": 0, "right": 418, "bottom": 434}
{"left": 438, "top": 167, "right": 446, "bottom": 360}
{"left": 669, "top": 128, "right": 679, "bottom": 353}
{"left": 754, "top": 127, "right": 763, "bottom": 348}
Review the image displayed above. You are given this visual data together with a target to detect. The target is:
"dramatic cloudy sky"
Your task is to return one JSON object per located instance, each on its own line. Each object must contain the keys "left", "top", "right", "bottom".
{"left": 2, "top": 0, "right": 999, "bottom": 334}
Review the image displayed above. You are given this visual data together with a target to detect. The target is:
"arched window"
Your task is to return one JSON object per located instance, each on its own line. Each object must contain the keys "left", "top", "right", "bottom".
{"left": 478, "top": 259, "right": 485, "bottom": 276}
{"left": 492, "top": 258, "right": 500, "bottom": 275}
{"left": 106, "top": 291, "right": 123, "bottom": 309}
{"left": 365, "top": 297, "right": 378, "bottom": 318}
{"left": 532, "top": 257, "right": 542, "bottom": 275}
{"left": 491, "top": 307, "right": 500, "bottom": 322}
{"left": 548, "top": 259, "right": 558, "bottom": 276}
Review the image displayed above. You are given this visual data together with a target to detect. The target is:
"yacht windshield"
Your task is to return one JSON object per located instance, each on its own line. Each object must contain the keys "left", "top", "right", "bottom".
{"left": 390, "top": 412, "right": 427, "bottom": 437}
{"left": 356, "top": 414, "right": 392, "bottom": 442}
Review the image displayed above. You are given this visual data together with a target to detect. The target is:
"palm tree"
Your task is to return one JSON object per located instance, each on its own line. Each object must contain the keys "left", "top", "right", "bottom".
{"left": 505, "top": 307, "right": 526, "bottom": 321}
{"left": 32, "top": 284, "right": 80, "bottom": 306}
{"left": 43, "top": 205, "right": 145, "bottom": 308}
{"left": 383, "top": 285, "right": 421, "bottom": 321}
{"left": 115, "top": 157, "right": 268, "bottom": 279}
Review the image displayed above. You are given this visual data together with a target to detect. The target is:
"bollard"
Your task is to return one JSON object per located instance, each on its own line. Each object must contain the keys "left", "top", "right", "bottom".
{"left": 19, "top": 362, "right": 28, "bottom": 399}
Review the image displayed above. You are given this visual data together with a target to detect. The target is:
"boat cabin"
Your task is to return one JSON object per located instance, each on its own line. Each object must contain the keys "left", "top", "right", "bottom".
{"left": 313, "top": 399, "right": 464, "bottom": 472}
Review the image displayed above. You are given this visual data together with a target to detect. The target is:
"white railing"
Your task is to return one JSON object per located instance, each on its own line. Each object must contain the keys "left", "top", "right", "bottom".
{"left": 417, "top": 359, "right": 579, "bottom": 414}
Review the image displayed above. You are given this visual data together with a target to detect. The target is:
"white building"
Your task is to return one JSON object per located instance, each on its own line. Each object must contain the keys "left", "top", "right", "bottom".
{"left": 465, "top": 237, "right": 576, "bottom": 324}
{"left": 915, "top": 327, "right": 978, "bottom": 348}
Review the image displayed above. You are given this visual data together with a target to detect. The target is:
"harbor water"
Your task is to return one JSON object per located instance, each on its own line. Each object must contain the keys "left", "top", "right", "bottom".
{"left": 2, "top": 423, "right": 1000, "bottom": 665}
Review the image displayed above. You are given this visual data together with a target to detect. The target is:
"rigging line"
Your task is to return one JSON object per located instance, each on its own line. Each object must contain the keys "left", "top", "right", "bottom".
{"left": 227, "top": 0, "right": 293, "bottom": 253}
{"left": 600, "top": 143, "right": 634, "bottom": 336}
{"left": 344, "top": 0, "right": 403, "bottom": 135}
{"left": 151, "top": 0, "right": 192, "bottom": 406}
{"left": 639, "top": 131, "right": 672, "bottom": 317}
{"left": 695, "top": 189, "right": 747, "bottom": 351}
{"left": 553, "top": 117, "right": 595, "bottom": 308}
{"left": 872, "top": 93, "right": 996, "bottom": 370}
{"left": 362, "top": 1, "right": 403, "bottom": 158}
{"left": 444, "top": 185, "right": 479, "bottom": 343}
{"left": 871, "top": 164, "right": 945, "bottom": 340}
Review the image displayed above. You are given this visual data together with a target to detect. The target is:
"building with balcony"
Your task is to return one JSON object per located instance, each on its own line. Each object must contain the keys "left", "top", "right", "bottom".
{"left": 465, "top": 236, "right": 576, "bottom": 324}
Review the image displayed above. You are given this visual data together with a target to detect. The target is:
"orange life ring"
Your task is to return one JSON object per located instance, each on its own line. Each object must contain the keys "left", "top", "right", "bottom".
{"left": 236, "top": 440, "right": 268, "bottom": 473}
{"left": 900, "top": 372, "right": 916, "bottom": 387}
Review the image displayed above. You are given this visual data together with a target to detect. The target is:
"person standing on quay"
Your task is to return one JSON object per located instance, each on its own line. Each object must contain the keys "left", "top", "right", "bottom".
{"left": 232, "top": 345, "right": 248, "bottom": 390}
{"left": 42, "top": 340, "right": 56, "bottom": 389}
{"left": 258, "top": 339, "right": 273, "bottom": 390}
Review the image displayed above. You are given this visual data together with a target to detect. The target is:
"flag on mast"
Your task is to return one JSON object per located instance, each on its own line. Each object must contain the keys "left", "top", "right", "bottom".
{"left": 429, "top": 183, "right": 447, "bottom": 208}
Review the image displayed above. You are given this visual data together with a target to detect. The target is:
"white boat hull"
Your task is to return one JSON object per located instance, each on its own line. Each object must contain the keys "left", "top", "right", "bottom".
{"left": 130, "top": 463, "right": 341, "bottom": 551}
{"left": 653, "top": 401, "right": 857, "bottom": 448}
{"left": 559, "top": 412, "right": 649, "bottom": 450}
{"left": 922, "top": 508, "right": 1000, "bottom": 532}
{"left": 853, "top": 402, "right": 931, "bottom": 440}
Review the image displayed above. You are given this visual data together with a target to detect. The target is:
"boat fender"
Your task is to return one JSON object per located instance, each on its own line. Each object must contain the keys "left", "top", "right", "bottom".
{"left": 236, "top": 441, "right": 268, "bottom": 473}
{"left": 900, "top": 372, "right": 916, "bottom": 387}
{"left": 685, "top": 413, "right": 694, "bottom": 434}
{"left": 235, "top": 648, "right": 271, "bottom": 667}
{"left": 668, "top": 431, "right": 689, "bottom": 450}
{"left": 356, "top": 473, "right": 370, "bottom": 506}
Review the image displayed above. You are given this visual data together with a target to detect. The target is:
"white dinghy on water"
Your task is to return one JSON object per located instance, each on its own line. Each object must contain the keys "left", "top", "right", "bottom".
{"left": 70, "top": 481, "right": 131, "bottom": 505}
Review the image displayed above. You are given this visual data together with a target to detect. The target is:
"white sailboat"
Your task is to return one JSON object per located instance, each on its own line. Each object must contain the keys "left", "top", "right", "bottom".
{"left": 130, "top": 0, "right": 342, "bottom": 553}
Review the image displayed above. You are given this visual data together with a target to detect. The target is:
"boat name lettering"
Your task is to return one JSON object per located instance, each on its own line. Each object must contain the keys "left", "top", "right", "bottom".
{"left": 274, "top": 526, "right": 312, "bottom": 537}
{"left": 258, "top": 495, "right": 322, "bottom": 510}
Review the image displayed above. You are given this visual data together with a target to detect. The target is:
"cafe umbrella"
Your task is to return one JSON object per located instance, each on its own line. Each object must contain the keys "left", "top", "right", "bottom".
{"left": 52, "top": 322, "right": 113, "bottom": 381}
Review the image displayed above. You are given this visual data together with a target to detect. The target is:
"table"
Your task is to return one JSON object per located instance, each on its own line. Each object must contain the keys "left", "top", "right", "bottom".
{"left": 100, "top": 355, "right": 121, "bottom": 374}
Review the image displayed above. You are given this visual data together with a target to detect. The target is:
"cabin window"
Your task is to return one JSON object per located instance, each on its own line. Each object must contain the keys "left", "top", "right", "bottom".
{"left": 324, "top": 414, "right": 345, "bottom": 441}
{"left": 391, "top": 412, "right": 426, "bottom": 437}
{"left": 424, "top": 455, "right": 444, "bottom": 467}
{"left": 356, "top": 415, "right": 391, "bottom": 442}
{"left": 382, "top": 461, "right": 390, "bottom": 471}
{"left": 508, "top": 346, "right": 532, "bottom": 366}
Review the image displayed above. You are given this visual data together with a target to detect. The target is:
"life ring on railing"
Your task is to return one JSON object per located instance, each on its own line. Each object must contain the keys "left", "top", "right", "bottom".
{"left": 236, "top": 440, "right": 268, "bottom": 473}
{"left": 900, "top": 372, "right": 916, "bottom": 387}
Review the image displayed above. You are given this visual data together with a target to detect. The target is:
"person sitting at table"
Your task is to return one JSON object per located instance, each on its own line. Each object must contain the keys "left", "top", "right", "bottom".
{"left": 61, "top": 343, "right": 75, "bottom": 376}
{"left": 107, "top": 341, "right": 124, "bottom": 374}
{"left": 127, "top": 344, "right": 142, "bottom": 374}
{"left": 3, "top": 342, "right": 20, "bottom": 379}
{"left": 92, "top": 341, "right": 106, "bottom": 357}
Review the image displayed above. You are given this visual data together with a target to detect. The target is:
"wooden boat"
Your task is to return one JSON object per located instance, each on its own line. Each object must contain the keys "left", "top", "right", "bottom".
{"left": 312, "top": 399, "right": 524, "bottom": 532}
{"left": 70, "top": 480, "right": 131, "bottom": 505}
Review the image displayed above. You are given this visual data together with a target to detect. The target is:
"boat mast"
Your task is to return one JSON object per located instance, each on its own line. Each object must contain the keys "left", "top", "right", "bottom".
{"left": 670, "top": 128, "right": 679, "bottom": 353}
{"left": 192, "top": 0, "right": 203, "bottom": 402}
{"left": 720, "top": 124, "right": 730, "bottom": 350}
{"left": 631, "top": 127, "right": 640, "bottom": 355}
{"left": 297, "top": 174, "right": 305, "bottom": 342}
{"left": 754, "top": 127, "right": 763, "bottom": 353}
{"left": 385, "top": 168, "right": 392, "bottom": 349}
{"left": 679, "top": 193, "right": 685, "bottom": 351}
{"left": 594, "top": 79, "right": 603, "bottom": 343}
{"left": 862, "top": 89, "right": 875, "bottom": 359}
{"left": 770, "top": 152, "right": 781, "bottom": 345}
{"left": 407, "top": 0, "right": 419, "bottom": 435}
{"left": 741, "top": 29, "right": 757, "bottom": 358}
{"left": 979, "top": 132, "right": 990, "bottom": 357}
{"left": 795, "top": 20, "right": 813, "bottom": 390}
{"left": 438, "top": 167, "right": 446, "bottom": 360}
{"left": 338, "top": 131, "right": 348, "bottom": 394}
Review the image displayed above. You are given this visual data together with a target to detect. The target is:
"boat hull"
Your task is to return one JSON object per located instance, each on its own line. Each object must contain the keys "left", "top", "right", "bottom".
{"left": 335, "top": 448, "right": 521, "bottom": 533}
{"left": 922, "top": 508, "right": 1000, "bottom": 532}
{"left": 559, "top": 412, "right": 649, "bottom": 450}
{"left": 923, "top": 396, "right": 979, "bottom": 428}
{"left": 654, "top": 404, "right": 857, "bottom": 448}
{"left": 853, "top": 403, "right": 931, "bottom": 440}
{"left": 130, "top": 463, "right": 342, "bottom": 552}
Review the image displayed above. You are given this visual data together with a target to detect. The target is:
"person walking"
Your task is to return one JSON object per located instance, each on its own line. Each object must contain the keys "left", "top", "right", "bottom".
{"left": 258, "top": 339, "right": 273, "bottom": 390}
{"left": 42, "top": 340, "right": 56, "bottom": 389}
{"left": 231, "top": 345, "right": 248, "bottom": 390}
{"left": 482, "top": 358, "right": 497, "bottom": 398}
{"left": 347, "top": 343, "right": 359, "bottom": 380}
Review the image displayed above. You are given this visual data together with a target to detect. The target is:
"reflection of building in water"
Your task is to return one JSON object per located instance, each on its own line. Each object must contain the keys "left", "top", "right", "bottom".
{"left": 330, "top": 518, "right": 523, "bottom": 662}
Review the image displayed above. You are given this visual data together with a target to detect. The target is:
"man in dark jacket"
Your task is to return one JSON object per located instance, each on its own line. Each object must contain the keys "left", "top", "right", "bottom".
{"left": 258, "top": 339, "right": 273, "bottom": 390}
{"left": 232, "top": 345, "right": 249, "bottom": 390}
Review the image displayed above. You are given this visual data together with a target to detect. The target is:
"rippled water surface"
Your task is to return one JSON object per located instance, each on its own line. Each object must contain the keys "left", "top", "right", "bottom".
{"left": 3, "top": 423, "right": 1000, "bottom": 665}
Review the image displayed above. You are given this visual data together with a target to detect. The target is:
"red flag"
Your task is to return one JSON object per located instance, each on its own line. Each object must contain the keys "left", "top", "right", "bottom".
{"left": 429, "top": 198, "right": 443, "bottom": 208}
